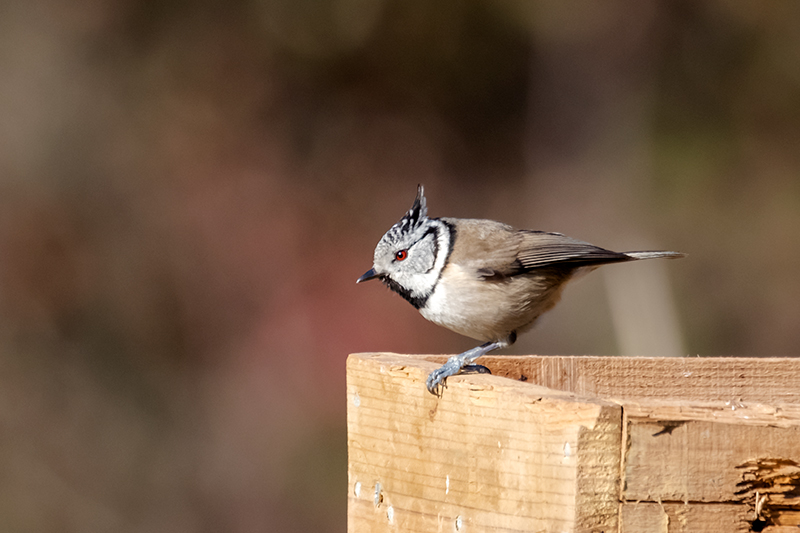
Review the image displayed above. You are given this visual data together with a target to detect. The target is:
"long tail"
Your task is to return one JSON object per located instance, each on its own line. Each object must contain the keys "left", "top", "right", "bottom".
{"left": 624, "top": 251, "right": 685, "bottom": 260}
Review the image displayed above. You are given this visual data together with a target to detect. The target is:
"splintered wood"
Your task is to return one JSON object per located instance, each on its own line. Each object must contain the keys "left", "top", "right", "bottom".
{"left": 346, "top": 354, "right": 800, "bottom": 533}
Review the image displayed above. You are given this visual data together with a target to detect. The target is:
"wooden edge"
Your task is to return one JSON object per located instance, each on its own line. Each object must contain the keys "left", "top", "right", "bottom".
{"left": 622, "top": 399, "right": 800, "bottom": 427}
{"left": 349, "top": 352, "right": 624, "bottom": 405}
{"left": 350, "top": 353, "right": 800, "bottom": 406}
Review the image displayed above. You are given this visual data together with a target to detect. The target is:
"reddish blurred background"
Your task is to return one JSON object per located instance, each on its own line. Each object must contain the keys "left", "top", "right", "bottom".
{"left": 1, "top": 1, "right": 799, "bottom": 531}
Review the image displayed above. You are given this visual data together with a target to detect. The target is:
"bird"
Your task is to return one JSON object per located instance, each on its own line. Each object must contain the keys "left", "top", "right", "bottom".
{"left": 357, "top": 185, "right": 684, "bottom": 396}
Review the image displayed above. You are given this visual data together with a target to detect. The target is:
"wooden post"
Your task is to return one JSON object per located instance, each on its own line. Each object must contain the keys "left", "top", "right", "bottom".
{"left": 347, "top": 353, "right": 800, "bottom": 533}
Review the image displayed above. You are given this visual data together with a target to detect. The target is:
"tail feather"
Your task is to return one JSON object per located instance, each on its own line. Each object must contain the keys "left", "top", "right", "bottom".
{"left": 624, "top": 251, "right": 685, "bottom": 260}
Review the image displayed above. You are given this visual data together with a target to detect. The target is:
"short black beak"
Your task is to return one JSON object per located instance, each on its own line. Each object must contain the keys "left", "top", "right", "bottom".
{"left": 356, "top": 268, "right": 380, "bottom": 283}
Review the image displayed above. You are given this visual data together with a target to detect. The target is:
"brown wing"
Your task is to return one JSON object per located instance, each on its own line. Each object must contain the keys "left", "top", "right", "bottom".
{"left": 444, "top": 218, "right": 630, "bottom": 280}
{"left": 443, "top": 218, "right": 524, "bottom": 277}
{"left": 515, "top": 230, "right": 630, "bottom": 270}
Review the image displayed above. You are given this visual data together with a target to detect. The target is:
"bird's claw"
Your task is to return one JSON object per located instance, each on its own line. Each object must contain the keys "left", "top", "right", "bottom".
{"left": 425, "top": 342, "right": 501, "bottom": 396}
{"left": 425, "top": 366, "right": 450, "bottom": 396}
{"left": 426, "top": 354, "right": 469, "bottom": 396}
{"left": 426, "top": 363, "right": 492, "bottom": 396}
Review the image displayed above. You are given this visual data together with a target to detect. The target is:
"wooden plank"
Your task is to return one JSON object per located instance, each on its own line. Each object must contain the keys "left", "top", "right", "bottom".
{"left": 621, "top": 400, "right": 800, "bottom": 428}
{"left": 624, "top": 418, "right": 800, "bottom": 502}
{"left": 349, "top": 354, "right": 800, "bottom": 531}
{"left": 620, "top": 502, "right": 750, "bottom": 533}
{"left": 445, "top": 355, "right": 800, "bottom": 405}
{"left": 346, "top": 353, "right": 622, "bottom": 533}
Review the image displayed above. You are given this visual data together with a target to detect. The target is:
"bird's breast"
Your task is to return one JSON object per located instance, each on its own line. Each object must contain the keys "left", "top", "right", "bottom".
{"left": 419, "top": 263, "right": 563, "bottom": 342}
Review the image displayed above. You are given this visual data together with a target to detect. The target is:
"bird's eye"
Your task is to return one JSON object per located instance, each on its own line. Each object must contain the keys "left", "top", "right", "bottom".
{"left": 395, "top": 250, "right": 408, "bottom": 261}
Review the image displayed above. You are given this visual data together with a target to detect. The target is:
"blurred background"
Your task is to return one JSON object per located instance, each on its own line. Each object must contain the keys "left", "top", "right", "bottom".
{"left": 1, "top": 0, "right": 799, "bottom": 531}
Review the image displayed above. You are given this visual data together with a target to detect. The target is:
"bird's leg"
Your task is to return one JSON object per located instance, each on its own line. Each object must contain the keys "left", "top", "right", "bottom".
{"left": 426, "top": 340, "right": 504, "bottom": 396}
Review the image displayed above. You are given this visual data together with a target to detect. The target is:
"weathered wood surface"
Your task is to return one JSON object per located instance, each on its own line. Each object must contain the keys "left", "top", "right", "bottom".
{"left": 619, "top": 502, "right": 750, "bottom": 533}
{"left": 624, "top": 419, "right": 800, "bottom": 502}
{"left": 347, "top": 353, "right": 622, "bottom": 533}
{"left": 347, "top": 353, "right": 800, "bottom": 533}
{"left": 460, "top": 354, "right": 800, "bottom": 405}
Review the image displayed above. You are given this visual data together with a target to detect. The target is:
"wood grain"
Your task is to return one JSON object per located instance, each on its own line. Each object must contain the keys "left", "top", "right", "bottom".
{"left": 346, "top": 353, "right": 622, "bottom": 533}
{"left": 348, "top": 353, "right": 800, "bottom": 532}
{"left": 450, "top": 355, "right": 800, "bottom": 404}
{"left": 624, "top": 419, "right": 800, "bottom": 502}
{"left": 620, "top": 502, "right": 750, "bottom": 533}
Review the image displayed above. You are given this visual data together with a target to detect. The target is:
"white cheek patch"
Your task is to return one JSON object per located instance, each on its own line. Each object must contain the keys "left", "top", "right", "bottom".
{"left": 431, "top": 222, "right": 451, "bottom": 277}
{"left": 408, "top": 233, "right": 436, "bottom": 272}
{"left": 405, "top": 221, "right": 451, "bottom": 299}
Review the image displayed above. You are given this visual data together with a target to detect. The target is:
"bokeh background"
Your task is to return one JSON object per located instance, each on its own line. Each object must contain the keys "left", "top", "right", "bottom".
{"left": 2, "top": 1, "right": 799, "bottom": 531}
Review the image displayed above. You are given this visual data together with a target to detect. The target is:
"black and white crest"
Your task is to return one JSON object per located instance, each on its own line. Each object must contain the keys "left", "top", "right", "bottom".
{"left": 385, "top": 184, "right": 427, "bottom": 244}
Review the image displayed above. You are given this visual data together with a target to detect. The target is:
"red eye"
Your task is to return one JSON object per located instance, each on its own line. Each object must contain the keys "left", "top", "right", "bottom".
{"left": 395, "top": 250, "right": 408, "bottom": 261}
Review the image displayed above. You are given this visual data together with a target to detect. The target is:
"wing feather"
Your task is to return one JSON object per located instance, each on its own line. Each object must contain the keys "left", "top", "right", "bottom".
{"left": 515, "top": 231, "right": 629, "bottom": 269}
{"left": 444, "top": 219, "right": 631, "bottom": 279}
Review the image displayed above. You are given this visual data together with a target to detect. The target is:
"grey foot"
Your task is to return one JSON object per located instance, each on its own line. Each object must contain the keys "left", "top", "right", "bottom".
{"left": 425, "top": 355, "right": 466, "bottom": 396}
{"left": 425, "top": 341, "right": 502, "bottom": 396}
